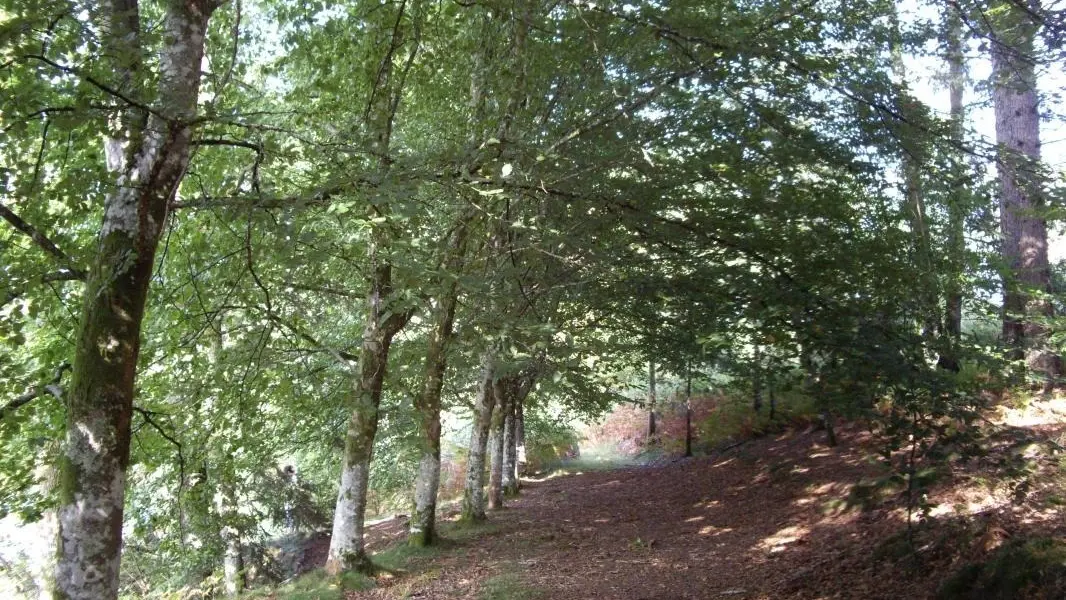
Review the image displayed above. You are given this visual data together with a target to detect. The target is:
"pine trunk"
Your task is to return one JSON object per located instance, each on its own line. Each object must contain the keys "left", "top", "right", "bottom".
{"left": 461, "top": 353, "right": 497, "bottom": 521}
{"left": 990, "top": 1, "right": 1061, "bottom": 381}
{"left": 53, "top": 3, "right": 217, "bottom": 599}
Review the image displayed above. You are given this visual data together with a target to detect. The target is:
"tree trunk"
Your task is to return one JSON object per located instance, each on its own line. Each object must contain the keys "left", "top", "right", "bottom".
{"left": 684, "top": 369, "right": 693, "bottom": 458}
{"left": 647, "top": 360, "right": 657, "bottom": 438}
{"left": 990, "top": 0, "right": 1061, "bottom": 382}
{"left": 409, "top": 211, "right": 473, "bottom": 546}
{"left": 325, "top": 262, "right": 409, "bottom": 574}
{"left": 821, "top": 410, "right": 838, "bottom": 448}
{"left": 516, "top": 401, "right": 526, "bottom": 475}
{"left": 461, "top": 353, "right": 497, "bottom": 522}
{"left": 502, "top": 395, "right": 519, "bottom": 495}
{"left": 54, "top": 3, "right": 218, "bottom": 599}
{"left": 326, "top": 0, "right": 420, "bottom": 571}
{"left": 220, "top": 526, "right": 243, "bottom": 597}
{"left": 752, "top": 345, "right": 763, "bottom": 414}
{"left": 940, "top": 5, "right": 967, "bottom": 372}
{"left": 487, "top": 394, "right": 507, "bottom": 509}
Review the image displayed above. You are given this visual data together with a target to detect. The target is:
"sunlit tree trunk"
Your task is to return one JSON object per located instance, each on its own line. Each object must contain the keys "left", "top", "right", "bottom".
{"left": 53, "top": 2, "right": 220, "bottom": 598}
{"left": 989, "top": 0, "right": 1061, "bottom": 381}
{"left": 487, "top": 392, "right": 508, "bottom": 509}
{"left": 752, "top": 344, "right": 763, "bottom": 414}
{"left": 502, "top": 395, "right": 519, "bottom": 495}
{"left": 684, "top": 368, "right": 693, "bottom": 457}
{"left": 462, "top": 353, "right": 497, "bottom": 521}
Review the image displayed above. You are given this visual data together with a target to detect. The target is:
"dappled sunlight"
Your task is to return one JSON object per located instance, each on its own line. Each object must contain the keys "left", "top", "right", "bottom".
{"left": 758, "top": 525, "right": 809, "bottom": 553}
{"left": 697, "top": 525, "right": 734, "bottom": 537}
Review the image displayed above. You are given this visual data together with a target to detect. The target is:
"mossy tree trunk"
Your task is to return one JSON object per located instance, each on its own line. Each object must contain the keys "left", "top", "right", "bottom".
{"left": 325, "top": 0, "right": 421, "bottom": 573}
{"left": 53, "top": 2, "right": 220, "bottom": 599}
{"left": 409, "top": 211, "right": 474, "bottom": 547}
{"left": 461, "top": 353, "right": 497, "bottom": 522}
{"left": 325, "top": 259, "right": 411, "bottom": 574}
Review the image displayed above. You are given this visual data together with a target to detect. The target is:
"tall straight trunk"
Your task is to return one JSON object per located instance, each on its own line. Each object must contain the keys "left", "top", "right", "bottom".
{"left": 487, "top": 394, "right": 507, "bottom": 509}
{"left": 54, "top": 3, "right": 219, "bottom": 599}
{"left": 461, "top": 353, "right": 497, "bottom": 521}
{"left": 890, "top": 4, "right": 939, "bottom": 337}
{"left": 325, "top": 262, "right": 409, "bottom": 573}
{"left": 990, "top": 0, "right": 1060, "bottom": 380}
{"left": 941, "top": 5, "right": 967, "bottom": 370}
{"left": 215, "top": 467, "right": 244, "bottom": 597}
{"left": 647, "top": 360, "right": 657, "bottom": 437}
{"left": 221, "top": 531, "right": 243, "bottom": 597}
{"left": 502, "top": 395, "right": 519, "bottom": 495}
{"left": 684, "top": 368, "right": 693, "bottom": 458}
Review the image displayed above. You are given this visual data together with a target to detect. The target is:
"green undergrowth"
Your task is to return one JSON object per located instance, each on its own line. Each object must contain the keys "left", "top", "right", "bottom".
{"left": 478, "top": 570, "right": 542, "bottom": 600}
{"left": 937, "top": 537, "right": 1066, "bottom": 600}
{"left": 243, "top": 569, "right": 374, "bottom": 600}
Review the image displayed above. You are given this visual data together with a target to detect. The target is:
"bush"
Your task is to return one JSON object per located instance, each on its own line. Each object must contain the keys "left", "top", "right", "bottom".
{"left": 937, "top": 537, "right": 1066, "bottom": 600}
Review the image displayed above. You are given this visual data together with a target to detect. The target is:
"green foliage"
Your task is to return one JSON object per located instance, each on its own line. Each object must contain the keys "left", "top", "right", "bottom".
{"left": 243, "top": 569, "right": 374, "bottom": 600}
{"left": 937, "top": 538, "right": 1066, "bottom": 600}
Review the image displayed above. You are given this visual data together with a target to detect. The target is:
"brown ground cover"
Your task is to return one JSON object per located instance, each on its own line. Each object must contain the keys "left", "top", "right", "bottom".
{"left": 295, "top": 415, "right": 1064, "bottom": 600}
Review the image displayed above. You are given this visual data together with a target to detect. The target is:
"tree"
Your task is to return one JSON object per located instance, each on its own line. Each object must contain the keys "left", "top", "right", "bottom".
{"left": 985, "top": 0, "right": 1061, "bottom": 382}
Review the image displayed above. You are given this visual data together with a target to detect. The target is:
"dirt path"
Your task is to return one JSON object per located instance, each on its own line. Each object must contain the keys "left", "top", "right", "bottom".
{"left": 339, "top": 427, "right": 944, "bottom": 600}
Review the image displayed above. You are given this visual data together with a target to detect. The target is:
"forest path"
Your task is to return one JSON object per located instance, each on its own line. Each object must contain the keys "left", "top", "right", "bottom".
{"left": 349, "top": 429, "right": 918, "bottom": 600}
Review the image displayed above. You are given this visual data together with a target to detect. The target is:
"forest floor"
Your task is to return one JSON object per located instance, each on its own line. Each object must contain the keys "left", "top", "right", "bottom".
{"left": 288, "top": 400, "right": 1066, "bottom": 600}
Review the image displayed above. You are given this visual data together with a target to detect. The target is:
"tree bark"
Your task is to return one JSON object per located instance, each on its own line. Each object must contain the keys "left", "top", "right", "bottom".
{"left": 409, "top": 211, "right": 473, "bottom": 547}
{"left": 487, "top": 394, "right": 507, "bottom": 509}
{"left": 516, "top": 401, "right": 526, "bottom": 475}
{"left": 684, "top": 369, "right": 693, "bottom": 457}
{"left": 752, "top": 345, "right": 763, "bottom": 414}
{"left": 325, "top": 262, "right": 410, "bottom": 574}
{"left": 502, "top": 395, "right": 519, "bottom": 496}
{"left": 647, "top": 360, "right": 657, "bottom": 438}
{"left": 53, "top": 2, "right": 219, "bottom": 599}
{"left": 461, "top": 352, "right": 497, "bottom": 522}
{"left": 940, "top": 5, "right": 967, "bottom": 372}
{"left": 326, "top": 0, "right": 421, "bottom": 572}
{"left": 990, "top": 0, "right": 1061, "bottom": 381}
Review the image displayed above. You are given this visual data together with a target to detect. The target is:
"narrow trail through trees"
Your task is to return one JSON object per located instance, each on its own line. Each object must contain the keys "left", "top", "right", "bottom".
{"left": 327, "top": 429, "right": 942, "bottom": 600}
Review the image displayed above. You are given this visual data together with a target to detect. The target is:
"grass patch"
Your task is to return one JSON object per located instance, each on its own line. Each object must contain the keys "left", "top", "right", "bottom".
{"left": 479, "top": 572, "right": 541, "bottom": 600}
{"left": 243, "top": 569, "right": 374, "bottom": 599}
{"left": 372, "top": 540, "right": 449, "bottom": 572}
{"left": 937, "top": 537, "right": 1066, "bottom": 600}
{"left": 440, "top": 518, "right": 504, "bottom": 542}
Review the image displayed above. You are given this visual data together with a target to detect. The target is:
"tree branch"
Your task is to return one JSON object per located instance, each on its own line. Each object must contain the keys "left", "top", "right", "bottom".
{"left": 0, "top": 201, "right": 86, "bottom": 279}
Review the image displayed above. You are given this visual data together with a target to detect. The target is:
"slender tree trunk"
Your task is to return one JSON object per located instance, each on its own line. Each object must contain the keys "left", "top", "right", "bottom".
{"left": 890, "top": 5, "right": 939, "bottom": 338}
{"left": 54, "top": 3, "right": 218, "bottom": 598}
{"left": 684, "top": 369, "right": 693, "bottom": 457}
{"left": 502, "top": 396, "right": 519, "bottom": 495}
{"left": 409, "top": 211, "right": 473, "bottom": 546}
{"left": 461, "top": 353, "right": 497, "bottom": 521}
{"left": 752, "top": 345, "right": 763, "bottom": 414}
{"left": 990, "top": 0, "right": 1061, "bottom": 382}
{"left": 647, "top": 360, "right": 657, "bottom": 438}
{"left": 325, "top": 262, "right": 409, "bottom": 573}
{"left": 940, "top": 5, "right": 967, "bottom": 372}
{"left": 516, "top": 401, "right": 526, "bottom": 475}
{"left": 487, "top": 393, "right": 507, "bottom": 509}
{"left": 326, "top": 0, "right": 421, "bottom": 571}
{"left": 216, "top": 467, "right": 244, "bottom": 597}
